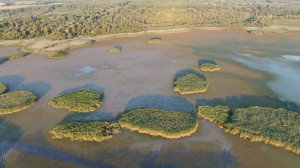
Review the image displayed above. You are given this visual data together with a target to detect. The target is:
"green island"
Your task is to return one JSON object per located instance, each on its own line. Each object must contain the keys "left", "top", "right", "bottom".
{"left": 48, "top": 88, "right": 102, "bottom": 113}
{"left": 7, "top": 53, "right": 30, "bottom": 60}
{"left": 197, "top": 106, "right": 300, "bottom": 154}
{"left": 200, "top": 63, "right": 221, "bottom": 72}
{"left": 0, "top": 91, "right": 37, "bottom": 115}
{"left": 48, "top": 52, "right": 68, "bottom": 59}
{"left": 108, "top": 47, "right": 121, "bottom": 53}
{"left": 0, "top": 83, "right": 7, "bottom": 94}
{"left": 148, "top": 38, "right": 162, "bottom": 44}
{"left": 174, "top": 74, "right": 209, "bottom": 94}
{"left": 119, "top": 108, "right": 198, "bottom": 139}
{"left": 50, "top": 121, "right": 121, "bottom": 142}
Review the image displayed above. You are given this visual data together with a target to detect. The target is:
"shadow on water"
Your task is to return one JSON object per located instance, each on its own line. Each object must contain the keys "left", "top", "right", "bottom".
{"left": 114, "top": 45, "right": 123, "bottom": 51}
{"left": 173, "top": 69, "right": 206, "bottom": 82}
{"left": 0, "top": 75, "right": 51, "bottom": 100}
{"left": 219, "top": 150, "right": 236, "bottom": 168}
{"left": 124, "top": 95, "right": 195, "bottom": 114}
{"left": 198, "top": 59, "right": 217, "bottom": 66}
{"left": 196, "top": 94, "right": 300, "bottom": 112}
{"left": 58, "top": 112, "right": 114, "bottom": 124}
{"left": 0, "top": 118, "right": 23, "bottom": 168}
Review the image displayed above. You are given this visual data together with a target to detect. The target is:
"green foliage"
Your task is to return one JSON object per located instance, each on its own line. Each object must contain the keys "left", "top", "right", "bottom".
{"left": 174, "top": 74, "right": 209, "bottom": 94}
{"left": 148, "top": 38, "right": 161, "bottom": 44}
{"left": 108, "top": 47, "right": 121, "bottom": 53}
{"left": 200, "top": 63, "right": 221, "bottom": 72}
{"left": 7, "top": 53, "right": 29, "bottom": 60}
{"left": 50, "top": 121, "right": 121, "bottom": 142}
{"left": 119, "top": 108, "right": 198, "bottom": 138}
{"left": 0, "top": 91, "right": 36, "bottom": 115}
{"left": 197, "top": 106, "right": 300, "bottom": 154}
{"left": 48, "top": 52, "right": 67, "bottom": 59}
{"left": 49, "top": 88, "right": 102, "bottom": 113}
{"left": 0, "top": 83, "right": 7, "bottom": 94}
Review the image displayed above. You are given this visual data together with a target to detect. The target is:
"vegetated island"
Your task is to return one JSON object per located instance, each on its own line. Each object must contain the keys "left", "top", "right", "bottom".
{"left": 108, "top": 47, "right": 121, "bottom": 53}
{"left": 174, "top": 74, "right": 209, "bottom": 94}
{"left": 0, "top": 91, "right": 37, "bottom": 115}
{"left": 50, "top": 121, "right": 121, "bottom": 142}
{"left": 0, "top": 83, "right": 7, "bottom": 94}
{"left": 200, "top": 63, "right": 221, "bottom": 72}
{"left": 119, "top": 108, "right": 198, "bottom": 139}
{"left": 197, "top": 105, "right": 300, "bottom": 154}
{"left": 48, "top": 88, "right": 102, "bottom": 113}
{"left": 48, "top": 51, "right": 68, "bottom": 59}
{"left": 148, "top": 37, "right": 161, "bottom": 44}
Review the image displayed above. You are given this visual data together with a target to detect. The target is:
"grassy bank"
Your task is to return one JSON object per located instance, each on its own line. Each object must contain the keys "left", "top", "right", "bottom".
{"left": 0, "top": 91, "right": 36, "bottom": 115}
{"left": 48, "top": 89, "right": 102, "bottom": 113}
{"left": 174, "top": 74, "right": 209, "bottom": 94}
{"left": 50, "top": 121, "right": 121, "bottom": 142}
{"left": 197, "top": 106, "right": 300, "bottom": 154}
{"left": 0, "top": 83, "right": 6, "bottom": 94}
{"left": 119, "top": 108, "right": 198, "bottom": 139}
{"left": 7, "top": 53, "right": 30, "bottom": 60}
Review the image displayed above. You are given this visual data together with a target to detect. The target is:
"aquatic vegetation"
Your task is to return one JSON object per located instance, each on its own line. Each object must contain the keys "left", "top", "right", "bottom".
{"left": 0, "top": 83, "right": 7, "bottom": 94}
{"left": 50, "top": 121, "right": 121, "bottom": 142}
{"left": 200, "top": 63, "right": 221, "bottom": 72}
{"left": 108, "top": 47, "right": 121, "bottom": 53}
{"left": 0, "top": 91, "right": 36, "bottom": 115}
{"left": 48, "top": 88, "right": 102, "bottom": 113}
{"left": 148, "top": 38, "right": 161, "bottom": 44}
{"left": 7, "top": 53, "right": 30, "bottom": 60}
{"left": 48, "top": 52, "right": 67, "bottom": 59}
{"left": 119, "top": 108, "right": 198, "bottom": 138}
{"left": 197, "top": 106, "right": 300, "bottom": 154}
{"left": 174, "top": 74, "right": 209, "bottom": 94}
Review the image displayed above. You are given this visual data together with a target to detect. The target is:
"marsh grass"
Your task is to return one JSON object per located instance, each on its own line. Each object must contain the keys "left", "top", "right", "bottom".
{"left": 108, "top": 47, "right": 122, "bottom": 53}
{"left": 119, "top": 108, "right": 198, "bottom": 139}
{"left": 174, "top": 74, "right": 209, "bottom": 94}
{"left": 50, "top": 121, "right": 121, "bottom": 142}
{"left": 200, "top": 63, "right": 221, "bottom": 72}
{"left": 0, "top": 83, "right": 7, "bottom": 94}
{"left": 48, "top": 52, "right": 68, "bottom": 59}
{"left": 48, "top": 88, "right": 103, "bottom": 113}
{"left": 0, "top": 91, "right": 36, "bottom": 115}
{"left": 7, "top": 53, "right": 30, "bottom": 60}
{"left": 197, "top": 106, "right": 300, "bottom": 154}
{"left": 148, "top": 37, "right": 161, "bottom": 44}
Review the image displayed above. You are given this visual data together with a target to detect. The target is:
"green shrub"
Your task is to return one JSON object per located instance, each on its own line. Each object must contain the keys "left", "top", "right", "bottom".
{"left": 50, "top": 121, "right": 121, "bottom": 142}
{"left": 7, "top": 53, "right": 30, "bottom": 60}
{"left": 48, "top": 52, "right": 67, "bottom": 59}
{"left": 119, "top": 108, "right": 198, "bottom": 138}
{"left": 0, "top": 91, "right": 36, "bottom": 115}
{"left": 108, "top": 47, "right": 121, "bottom": 53}
{"left": 197, "top": 106, "right": 300, "bottom": 154}
{"left": 200, "top": 63, "right": 221, "bottom": 72}
{"left": 49, "top": 88, "right": 102, "bottom": 113}
{"left": 148, "top": 38, "right": 161, "bottom": 44}
{"left": 174, "top": 74, "right": 209, "bottom": 94}
{"left": 0, "top": 83, "right": 7, "bottom": 94}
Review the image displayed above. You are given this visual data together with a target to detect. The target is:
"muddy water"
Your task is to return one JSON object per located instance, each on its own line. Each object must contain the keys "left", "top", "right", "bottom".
{"left": 0, "top": 30, "right": 299, "bottom": 167}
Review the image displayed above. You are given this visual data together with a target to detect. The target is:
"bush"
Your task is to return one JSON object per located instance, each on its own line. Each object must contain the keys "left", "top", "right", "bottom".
{"left": 119, "top": 108, "right": 198, "bottom": 138}
{"left": 108, "top": 47, "right": 121, "bottom": 53}
{"left": 50, "top": 121, "right": 121, "bottom": 142}
{"left": 7, "top": 53, "right": 30, "bottom": 60}
{"left": 48, "top": 88, "right": 102, "bottom": 113}
{"left": 174, "top": 74, "right": 209, "bottom": 94}
{"left": 197, "top": 106, "right": 300, "bottom": 154}
{"left": 148, "top": 38, "right": 161, "bottom": 44}
{"left": 200, "top": 63, "right": 221, "bottom": 72}
{"left": 0, "top": 91, "right": 36, "bottom": 115}
{"left": 0, "top": 83, "right": 7, "bottom": 94}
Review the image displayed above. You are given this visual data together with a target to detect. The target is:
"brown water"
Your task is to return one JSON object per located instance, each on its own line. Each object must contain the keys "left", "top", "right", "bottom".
{"left": 0, "top": 30, "right": 299, "bottom": 168}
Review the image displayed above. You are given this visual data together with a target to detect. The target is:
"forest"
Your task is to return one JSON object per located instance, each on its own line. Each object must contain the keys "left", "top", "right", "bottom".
{"left": 0, "top": 0, "right": 300, "bottom": 40}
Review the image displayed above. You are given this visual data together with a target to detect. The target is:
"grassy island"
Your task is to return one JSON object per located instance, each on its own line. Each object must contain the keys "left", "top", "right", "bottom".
{"left": 108, "top": 47, "right": 121, "bottom": 53}
{"left": 148, "top": 38, "right": 161, "bottom": 44}
{"left": 0, "top": 91, "right": 36, "bottom": 115}
{"left": 8, "top": 53, "right": 30, "bottom": 60}
{"left": 49, "top": 89, "right": 102, "bottom": 113}
{"left": 200, "top": 63, "right": 221, "bottom": 72}
{"left": 50, "top": 121, "right": 121, "bottom": 142}
{"left": 0, "top": 83, "right": 7, "bottom": 94}
{"left": 174, "top": 74, "right": 209, "bottom": 94}
{"left": 48, "top": 52, "right": 67, "bottom": 59}
{"left": 197, "top": 106, "right": 300, "bottom": 154}
{"left": 119, "top": 108, "right": 198, "bottom": 139}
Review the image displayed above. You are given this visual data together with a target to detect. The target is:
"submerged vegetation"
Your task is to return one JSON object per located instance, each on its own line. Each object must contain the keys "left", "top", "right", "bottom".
{"left": 197, "top": 106, "right": 300, "bottom": 154}
{"left": 48, "top": 89, "right": 102, "bottom": 113}
{"left": 0, "top": 83, "right": 7, "bottom": 94}
{"left": 50, "top": 121, "right": 121, "bottom": 142}
{"left": 0, "top": 91, "right": 36, "bottom": 115}
{"left": 119, "top": 108, "right": 198, "bottom": 138}
{"left": 148, "top": 38, "right": 161, "bottom": 44}
{"left": 174, "top": 74, "right": 209, "bottom": 94}
{"left": 200, "top": 63, "right": 221, "bottom": 72}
